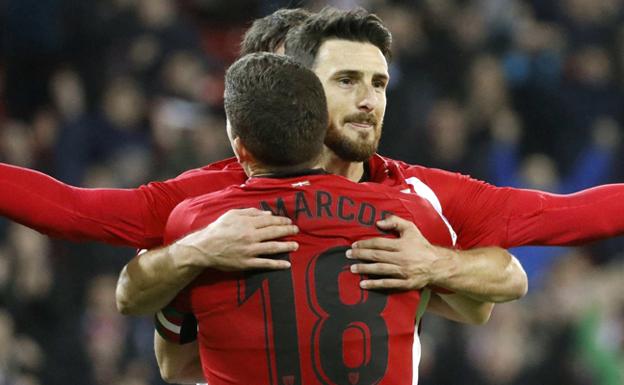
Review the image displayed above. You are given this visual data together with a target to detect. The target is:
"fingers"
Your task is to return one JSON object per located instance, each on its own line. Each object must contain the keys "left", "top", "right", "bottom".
{"left": 232, "top": 207, "right": 273, "bottom": 216}
{"left": 251, "top": 214, "right": 294, "bottom": 229}
{"left": 253, "top": 225, "right": 299, "bottom": 242}
{"left": 347, "top": 247, "right": 396, "bottom": 262}
{"left": 248, "top": 240, "right": 299, "bottom": 256}
{"left": 350, "top": 262, "right": 404, "bottom": 277}
{"left": 351, "top": 237, "right": 398, "bottom": 252}
{"left": 244, "top": 257, "right": 292, "bottom": 270}
{"left": 376, "top": 215, "right": 422, "bottom": 236}
{"left": 359, "top": 278, "right": 410, "bottom": 290}
{"left": 225, "top": 208, "right": 291, "bottom": 226}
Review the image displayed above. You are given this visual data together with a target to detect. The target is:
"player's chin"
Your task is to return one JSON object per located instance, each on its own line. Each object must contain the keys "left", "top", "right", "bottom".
{"left": 348, "top": 143, "right": 378, "bottom": 162}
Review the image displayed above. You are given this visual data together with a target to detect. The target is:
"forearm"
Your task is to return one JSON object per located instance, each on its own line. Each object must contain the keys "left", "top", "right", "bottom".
{"left": 154, "top": 332, "right": 204, "bottom": 384}
{"left": 426, "top": 292, "right": 493, "bottom": 325}
{"left": 430, "top": 246, "right": 527, "bottom": 303}
{"left": 116, "top": 209, "right": 298, "bottom": 315}
{"left": 116, "top": 244, "right": 202, "bottom": 315}
{"left": 0, "top": 163, "right": 157, "bottom": 247}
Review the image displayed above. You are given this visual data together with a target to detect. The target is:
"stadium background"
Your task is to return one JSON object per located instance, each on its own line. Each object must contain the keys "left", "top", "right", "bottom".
{"left": 0, "top": 0, "right": 623, "bottom": 384}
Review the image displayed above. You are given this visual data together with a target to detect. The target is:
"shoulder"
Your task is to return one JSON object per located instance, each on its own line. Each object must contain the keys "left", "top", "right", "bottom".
{"left": 374, "top": 154, "right": 472, "bottom": 186}
{"left": 368, "top": 154, "right": 430, "bottom": 183}
{"left": 187, "top": 157, "right": 241, "bottom": 173}
{"left": 173, "top": 158, "right": 242, "bottom": 178}
{"left": 176, "top": 185, "right": 243, "bottom": 213}
{"left": 166, "top": 186, "right": 245, "bottom": 242}
{"left": 156, "top": 158, "right": 246, "bottom": 195}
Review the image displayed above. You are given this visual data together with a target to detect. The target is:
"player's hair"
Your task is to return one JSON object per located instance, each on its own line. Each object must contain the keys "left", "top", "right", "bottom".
{"left": 224, "top": 52, "right": 328, "bottom": 168}
{"left": 284, "top": 7, "right": 392, "bottom": 68}
{"left": 240, "top": 8, "right": 312, "bottom": 56}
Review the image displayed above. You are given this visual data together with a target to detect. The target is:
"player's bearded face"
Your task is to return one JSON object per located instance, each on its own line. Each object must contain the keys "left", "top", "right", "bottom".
{"left": 313, "top": 40, "right": 388, "bottom": 162}
{"left": 325, "top": 111, "right": 381, "bottom": 162}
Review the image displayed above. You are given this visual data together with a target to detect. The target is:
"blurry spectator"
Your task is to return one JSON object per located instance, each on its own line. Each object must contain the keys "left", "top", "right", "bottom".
{"left": 502, "top": 12, "right": 567, "bottom": 159}
{"left": 55, "top": 75, "right": 151, "bottom": 185}
{"left": 489, "top": 111, "right": 619, "bottom": 191}
{"left": 557, "top": 45, "right": 623, "bottom": 168}
{"left": 376, "top": 3, "right": 437, "bottom": 165}
{"left": 559, "top": 0, "right": 622, "bottom": 47}
{"left": 3, "top": 0, "right": 64, "bottom": 119}
{"left": 151, "top": 50, "right": 231, "bottom": 176}
{"left": 466, "top": 54, "right": 511, "bottom": 129}
{"left": 128, "top": 0, "right": 204, "bottom": 89}
{"left": 395, "top": 96, "right": 486, "bottom": 179}
{"left": 424, "top": 100, "right": 475, "bottom": 174}
{"left": 0, "top": 309, "right": 16, "bottom": 382}
{"left": 10, "top": 226, "right": 53, "bottom": 304}
{"left": 0, "top": 121, "right": 36, "bottom": 168}
{"left": 82, "top": 275, "right": 129, "bottom": 385}
{"left": 465, "top": 303, "right": 534, "bottom": 385}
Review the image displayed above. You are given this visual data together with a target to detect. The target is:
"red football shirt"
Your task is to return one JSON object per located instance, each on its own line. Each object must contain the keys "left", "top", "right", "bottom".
{"left": 157, "top": 171, "right": 454, "bottom": 385}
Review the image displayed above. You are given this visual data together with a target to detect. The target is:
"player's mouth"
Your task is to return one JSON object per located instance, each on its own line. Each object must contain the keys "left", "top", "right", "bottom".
{"left": 343, "top": 113, "right": 378, "bottom": 132}
{"left": 346, "top": 122, "right": 375, "bottom": 132}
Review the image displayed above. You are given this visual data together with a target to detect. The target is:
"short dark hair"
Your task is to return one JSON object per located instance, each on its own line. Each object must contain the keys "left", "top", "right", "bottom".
{"left": 224, "top": 53, "right": 328, "bottom": 167}
{"left": 240, "top": 8, "right": 312, "bottom": 56}
{"left": 284, "top": 7, "right": 392, "bottom": 68}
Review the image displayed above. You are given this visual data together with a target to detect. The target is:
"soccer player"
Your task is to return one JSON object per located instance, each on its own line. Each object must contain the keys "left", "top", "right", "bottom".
{"left": 154, "top": 51, "right": 495, "bottom": 385}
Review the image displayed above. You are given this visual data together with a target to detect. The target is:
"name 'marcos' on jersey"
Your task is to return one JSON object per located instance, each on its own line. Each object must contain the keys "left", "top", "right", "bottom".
{"left": 258, "top": 188, "right": 394, "bottom": 232}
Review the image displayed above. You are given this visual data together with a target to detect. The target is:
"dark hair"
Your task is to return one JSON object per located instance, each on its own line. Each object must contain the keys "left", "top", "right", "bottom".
{"left": 224, "top": 52, "right": 328, "bottom": 167}
{"left": 284, "top": 7, "right": 392, "bottom": 68}
{"left": 240, "top": 8, "right": 312, "bottom": 56}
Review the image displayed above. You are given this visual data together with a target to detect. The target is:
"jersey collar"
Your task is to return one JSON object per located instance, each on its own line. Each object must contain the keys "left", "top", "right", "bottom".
{"left": 366, "top": 153, "right": 394, "bottom": 183}
{"left": 250, "top": 168, "right": 329, "bottom": 179}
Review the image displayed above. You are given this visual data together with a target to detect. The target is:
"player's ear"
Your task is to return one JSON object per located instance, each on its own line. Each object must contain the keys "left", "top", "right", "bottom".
{"left": 232, "top": 137, "right": 253, "bottom": 163}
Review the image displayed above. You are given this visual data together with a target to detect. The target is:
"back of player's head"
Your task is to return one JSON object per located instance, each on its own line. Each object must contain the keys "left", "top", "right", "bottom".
{"left": 224, "top": 52, "right": 328, "bottom": 167}
{"left": 240, "top": 8, "right": 312, "bottom": 56}
{"left": 284, "top": 7, "right": 392, "bottom": 68}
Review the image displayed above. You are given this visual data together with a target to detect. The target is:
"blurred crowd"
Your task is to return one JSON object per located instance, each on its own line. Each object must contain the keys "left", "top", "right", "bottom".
{"left": 0, "top": 0, "right": 623, "bottom": 384}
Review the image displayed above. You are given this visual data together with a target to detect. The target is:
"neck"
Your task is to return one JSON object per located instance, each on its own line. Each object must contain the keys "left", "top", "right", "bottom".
{"left": 320, "top": 146, "right": 365, "bottom": 182}
{"left": 245, "top": 159, "right": 325, "bottom": 177}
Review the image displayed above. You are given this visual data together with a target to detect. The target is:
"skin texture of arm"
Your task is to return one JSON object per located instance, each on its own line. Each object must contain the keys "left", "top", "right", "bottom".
{"left": 348, "top": 215, "right": 528, "bottom": 303}
{"left": 116, "top": 208, "right": 299, "bottom": 315}
{"left": 154, "top": 332, "right": 204, "bottom": 384}
{"left": 426, "top": 292, "right": 494, "bottom": 325}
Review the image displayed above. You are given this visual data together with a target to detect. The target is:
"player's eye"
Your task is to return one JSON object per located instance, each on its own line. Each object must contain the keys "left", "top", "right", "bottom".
{"left": 337, "top": 77, "right": 354, "bottom": 86}
{"left": 373, "top": 80, "right": 387, "bottom": 90}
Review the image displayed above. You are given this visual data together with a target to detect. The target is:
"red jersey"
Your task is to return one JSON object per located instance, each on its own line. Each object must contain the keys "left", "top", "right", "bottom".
{"left": 157, "top": 171, "right": 454, "bottom": 385}
{"left": 1, "top": 154, "right": 624, "bottom": 249}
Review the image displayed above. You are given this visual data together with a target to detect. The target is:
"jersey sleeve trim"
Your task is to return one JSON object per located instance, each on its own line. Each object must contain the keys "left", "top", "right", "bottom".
{"left": 154, "top": 307, "right": 198, "bottom": 344}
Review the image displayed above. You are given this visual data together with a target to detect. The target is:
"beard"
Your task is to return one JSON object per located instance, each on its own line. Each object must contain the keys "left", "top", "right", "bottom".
{"left": 325, "top": 120, "right": 382, "bottom": 162}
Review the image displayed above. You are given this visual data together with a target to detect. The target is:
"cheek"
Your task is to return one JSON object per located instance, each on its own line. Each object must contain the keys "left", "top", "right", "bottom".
{"left": 378, "top": 95, "right": 387, "bottom": 114}
{"left": 325, "top": 89, "right": 351, "bottom": 115}
{"left": 376, "top": 100, "right": 387, "bottom": 122}
{"left": 327, "top": 104, "right": 344, "bottom": 126}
